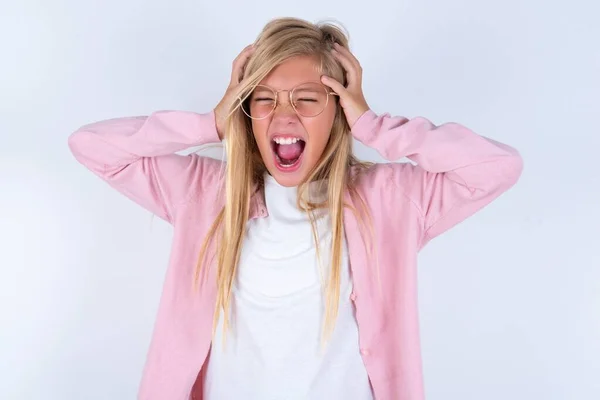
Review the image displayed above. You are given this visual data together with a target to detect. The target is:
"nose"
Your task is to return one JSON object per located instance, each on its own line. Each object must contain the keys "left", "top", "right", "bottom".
{"left": 272, "top": 91, "right": 297, "bottom": 119}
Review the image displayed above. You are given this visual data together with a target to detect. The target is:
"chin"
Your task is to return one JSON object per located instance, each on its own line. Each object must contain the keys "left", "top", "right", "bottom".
{"left": 266, "top": 163, "right": 308, "bottom": 187}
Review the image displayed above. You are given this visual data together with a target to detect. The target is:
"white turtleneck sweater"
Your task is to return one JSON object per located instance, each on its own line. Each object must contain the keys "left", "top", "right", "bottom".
{"left": 202, "top": 174, "right": 373, "bottom": 400}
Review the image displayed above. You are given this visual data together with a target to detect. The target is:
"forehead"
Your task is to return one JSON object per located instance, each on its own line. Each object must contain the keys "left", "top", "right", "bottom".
{"left": 259, "top": 55, "right": 322, "bottom": 89}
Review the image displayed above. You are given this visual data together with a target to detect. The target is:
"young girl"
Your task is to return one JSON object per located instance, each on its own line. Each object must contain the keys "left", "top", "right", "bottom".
{"left": 68, "top": 17, "right": 522, "bottom": 400}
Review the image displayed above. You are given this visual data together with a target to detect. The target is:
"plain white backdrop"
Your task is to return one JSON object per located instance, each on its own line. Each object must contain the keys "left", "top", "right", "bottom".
{"left": 1, "top": 0, "right": 599, "bottom": 399}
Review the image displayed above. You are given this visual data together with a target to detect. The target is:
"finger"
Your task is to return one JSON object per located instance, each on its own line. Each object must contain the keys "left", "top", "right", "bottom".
{"left": 235, "top": 44, "right": 255, "bottom": 61}
{"left": 320, "top": 74, "right": 348, "bottom": 97}
{"left": 333, "top": 42, "right": 362, "bottom": 72}
{"left": 231, "top": 45, "right": 254, "bottom": 83}
{"left": 331, "top": 47, "right": 360, "bottom": 88}
{"left": 231, "top": 45, "right": 255, "bottom": 84}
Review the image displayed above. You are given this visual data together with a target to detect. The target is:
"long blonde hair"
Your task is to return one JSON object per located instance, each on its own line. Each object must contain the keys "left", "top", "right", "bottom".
{"left": 194, "top": 17, "right": 375, "bottom": 343}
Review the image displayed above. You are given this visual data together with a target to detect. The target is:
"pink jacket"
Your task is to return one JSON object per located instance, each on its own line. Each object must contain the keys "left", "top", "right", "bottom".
{"left": 68, "top": 108, "right": 522, "bottom": 399}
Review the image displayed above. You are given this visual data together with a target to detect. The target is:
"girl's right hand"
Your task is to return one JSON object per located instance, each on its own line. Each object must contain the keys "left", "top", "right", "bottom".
{"left": 214, "top": 44, "right": 256, "bottom": 140}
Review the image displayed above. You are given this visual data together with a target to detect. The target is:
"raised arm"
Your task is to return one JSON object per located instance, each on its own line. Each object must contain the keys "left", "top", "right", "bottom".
{"left": 321, "top": 42, "right": 522, "bottom": 247}
{"left": 67, "top": 110, "right": 223, "bottom": 224}
{"left": 351, "top": 109, "right": 522, "bottom": 247}
{"left": 68, "top": 45, "right": 259, "bottom": 224}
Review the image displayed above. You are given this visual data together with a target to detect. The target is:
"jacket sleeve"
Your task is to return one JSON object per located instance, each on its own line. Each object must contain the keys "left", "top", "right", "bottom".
{"left": 67, "top": 109, "right": 223, "bottom": 224}
{"left": 351, "top": 109, "right": 523, "bottom": 248}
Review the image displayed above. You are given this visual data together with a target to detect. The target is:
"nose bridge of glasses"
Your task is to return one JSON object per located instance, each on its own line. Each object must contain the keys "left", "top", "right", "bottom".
{"left": 274, "top": 88, "right": 293, "bottom": 105}
{"left": 272, "top": 88, "right": 295, "bottom": 113}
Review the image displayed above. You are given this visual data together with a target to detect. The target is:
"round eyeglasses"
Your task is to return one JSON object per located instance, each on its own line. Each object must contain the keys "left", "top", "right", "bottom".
{"left": 240, "top": 82, "right": 338, "bottom": 120}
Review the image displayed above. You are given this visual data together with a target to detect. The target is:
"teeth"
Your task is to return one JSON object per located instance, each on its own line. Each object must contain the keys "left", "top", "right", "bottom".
{"left": 273, "top": 137, "right": 301, "bottom": 145}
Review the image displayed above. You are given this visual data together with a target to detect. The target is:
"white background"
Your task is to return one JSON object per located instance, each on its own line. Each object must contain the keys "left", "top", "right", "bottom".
{"left": 1, "top": 0, "right": 599, "bottom": 399}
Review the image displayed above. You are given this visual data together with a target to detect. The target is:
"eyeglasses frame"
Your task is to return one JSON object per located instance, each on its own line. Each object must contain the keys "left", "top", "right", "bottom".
{"left": 239, "top": 81, "right": 339, "bottom": 120}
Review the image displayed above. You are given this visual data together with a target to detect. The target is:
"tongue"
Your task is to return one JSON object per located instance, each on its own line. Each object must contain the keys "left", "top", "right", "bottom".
{"left": 276, "top": 142, "right": 303, "bottom": 161}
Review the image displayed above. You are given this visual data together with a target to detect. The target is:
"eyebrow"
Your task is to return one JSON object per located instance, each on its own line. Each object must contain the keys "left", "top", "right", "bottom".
{"left": 294, "top": 87, "right": 320, "bottom": 93}
{"left": 255, "top": 82, "right": 321, "bottom": 91}
{"left": 252, "top": 88, "right": 275, "bottom": 96}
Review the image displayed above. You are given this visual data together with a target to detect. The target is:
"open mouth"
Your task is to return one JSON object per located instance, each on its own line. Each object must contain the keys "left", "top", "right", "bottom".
{"left": 270, "top": 136, "right": 306, "bottom": 172}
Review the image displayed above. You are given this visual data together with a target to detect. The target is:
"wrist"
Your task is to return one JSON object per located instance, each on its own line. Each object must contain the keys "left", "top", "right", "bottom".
{"left": 213, "top": 108, "right": 224, "bottom": 141}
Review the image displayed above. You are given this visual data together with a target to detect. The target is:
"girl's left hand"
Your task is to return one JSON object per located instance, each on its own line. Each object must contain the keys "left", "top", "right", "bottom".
{"left": 321, "top": 42, "right": 371, "bottom": 129}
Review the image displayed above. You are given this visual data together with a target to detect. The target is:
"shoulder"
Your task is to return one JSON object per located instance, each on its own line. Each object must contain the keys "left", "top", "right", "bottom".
{"left": 194, "top": 154, "right": 226, "bottom": 179}
{"left": 350, "top": 160, "right": 422, "bottom": 191}
{"left": 181, "top": 154, "right": 226, "bottom": 205}
{"left": 349, "top": 161, "right": 426, "bottom": 218}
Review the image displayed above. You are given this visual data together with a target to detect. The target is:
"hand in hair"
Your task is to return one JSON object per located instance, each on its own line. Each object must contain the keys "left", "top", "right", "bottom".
{"left": 214, "top": 44, "right": 256, "bottom": 140}
{"left": 320, "top": 42, "right": 371, "bottom": 129}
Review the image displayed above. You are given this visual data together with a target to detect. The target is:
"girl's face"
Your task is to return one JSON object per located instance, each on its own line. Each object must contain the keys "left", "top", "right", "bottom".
{"left": 248, "top": 55, "right": 337, "bottom": 187}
